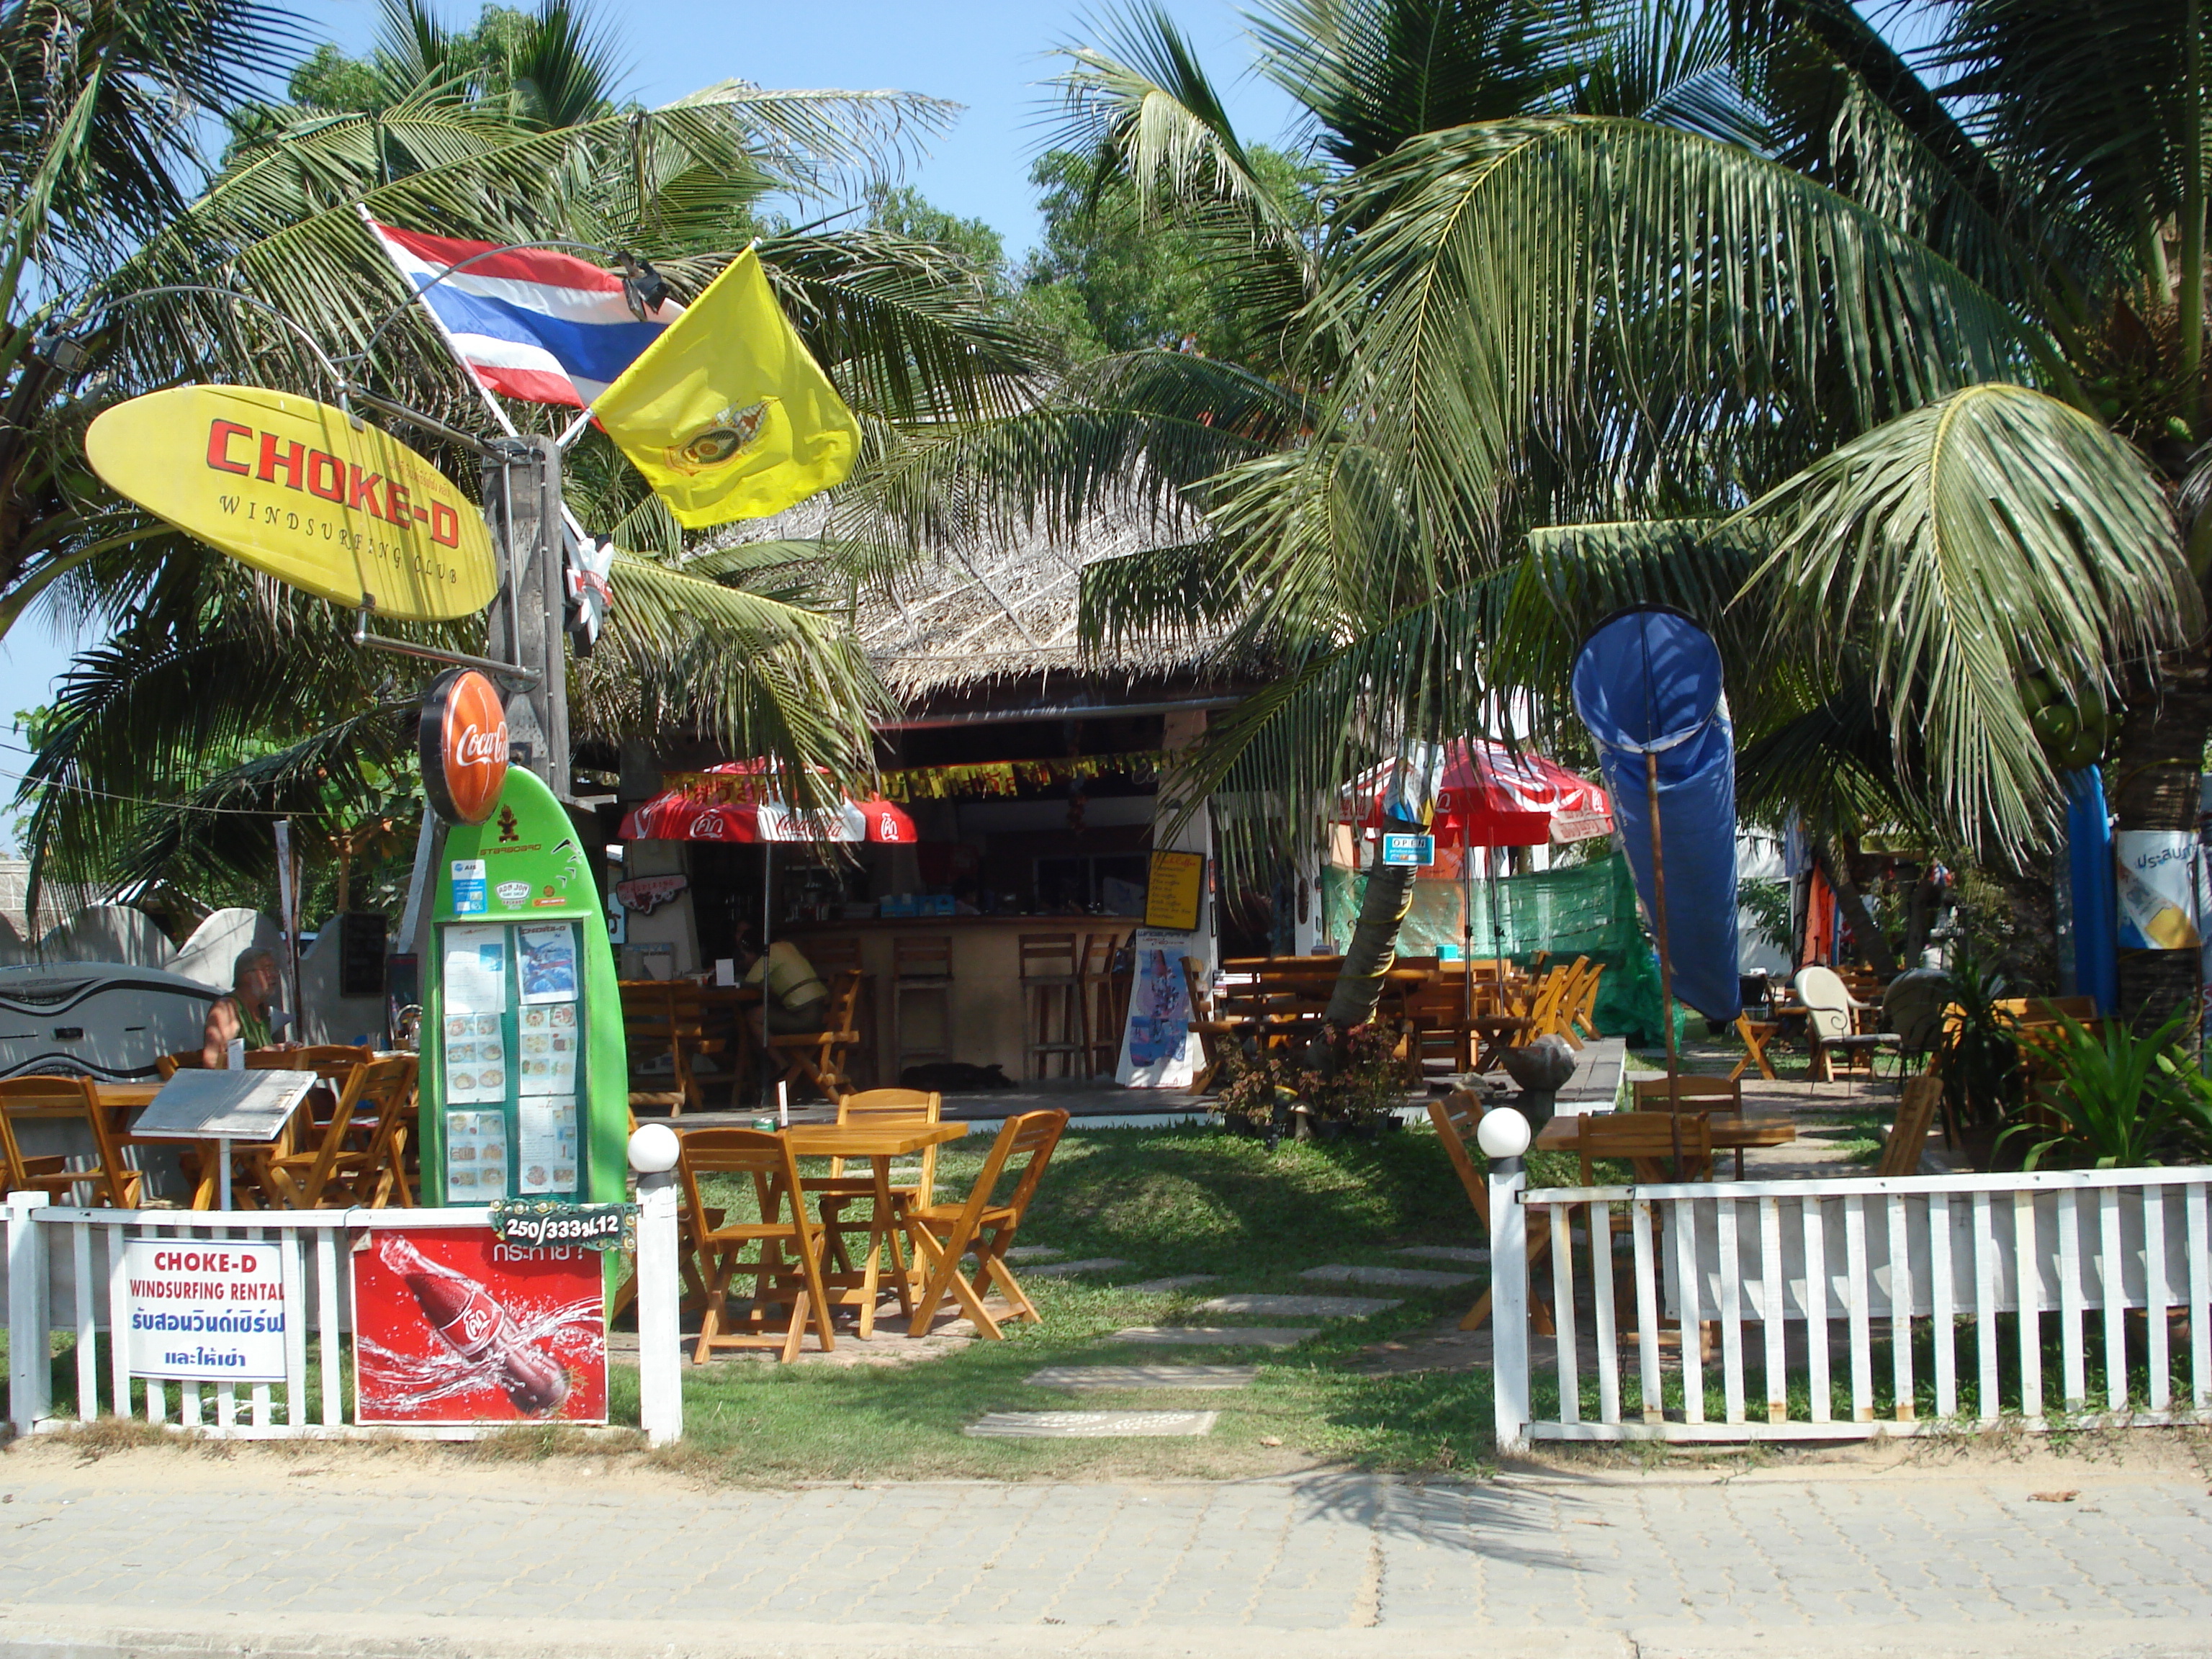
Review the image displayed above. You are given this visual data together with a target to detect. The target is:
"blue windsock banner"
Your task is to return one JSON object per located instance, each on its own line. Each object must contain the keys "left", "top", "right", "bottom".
{"left": 1570, "top": 607, "right": 1742, "bottom": 1022}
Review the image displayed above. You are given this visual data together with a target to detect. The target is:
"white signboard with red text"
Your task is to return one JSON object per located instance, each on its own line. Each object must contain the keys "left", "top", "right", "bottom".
{"left": 122, "top": 1238, "right": 291, "bottom": 1382}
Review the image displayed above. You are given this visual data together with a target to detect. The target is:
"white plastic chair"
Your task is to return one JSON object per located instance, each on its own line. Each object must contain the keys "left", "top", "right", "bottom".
{"left": 1794, "top": 966, "right": 1899, "bottom": 1091}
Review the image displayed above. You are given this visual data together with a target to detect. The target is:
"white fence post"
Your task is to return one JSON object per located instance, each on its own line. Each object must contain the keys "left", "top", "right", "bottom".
{"left": 1483, "top": 1110, "right": 1532, "bottom": 1455}
{"left": 629, "top": 1128, "right": 683, "bottom": 1447}
{"left": 7, "top": 1191, "right": 51, "bottom": 1435}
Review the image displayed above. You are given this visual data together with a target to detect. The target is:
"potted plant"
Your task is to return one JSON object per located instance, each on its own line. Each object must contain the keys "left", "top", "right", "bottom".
{"left": 1213, "top": 1045, "right": 1298, "bottom": 1146}
{"left": 1999, "top": 1012, "right": 2212, "bottom": 1169}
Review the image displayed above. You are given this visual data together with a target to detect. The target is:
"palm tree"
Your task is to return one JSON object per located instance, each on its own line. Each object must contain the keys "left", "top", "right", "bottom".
{"left": 854, "top": 0, "right": 2201, "bottom": 1025}
{"left": 9, "top": 0, "right": 1042, "bottom": 905}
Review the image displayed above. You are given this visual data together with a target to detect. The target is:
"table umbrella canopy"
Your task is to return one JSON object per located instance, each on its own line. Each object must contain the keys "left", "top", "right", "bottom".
{"left": 619, "top": 763, "right": 916, "bottom": 844}
{"left": 1342, "top": 742, "right": 1611, "bottom": 847}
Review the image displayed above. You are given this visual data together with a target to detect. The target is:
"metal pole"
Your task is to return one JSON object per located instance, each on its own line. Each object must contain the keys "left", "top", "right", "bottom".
{"left": 481, "top": 435, "right": 570, "bottom": 798}
{"left": 761, "top": 842, "right": 773, "bottom": 1110}
{"left": 634, "top": 1163, "right": 682, "bottom": 1445}
{"left": 1462, "top": 839, "right": 1474, "bottom": 1027}
{"left": 1488, "top": 1150, "right": 1529, "bottom": 1454}
{"left": 1645, "top": 750, "right": 1684, "bottom": 1179}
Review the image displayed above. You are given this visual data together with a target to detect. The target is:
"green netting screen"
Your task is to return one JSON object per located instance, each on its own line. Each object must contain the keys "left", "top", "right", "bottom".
{"left": 1323, "top": 850, "right": 1671, "bottom": 1045}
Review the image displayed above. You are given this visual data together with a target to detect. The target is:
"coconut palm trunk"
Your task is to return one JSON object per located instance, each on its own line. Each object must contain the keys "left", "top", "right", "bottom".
{"left": 2111, "top": 652, "right": 2212, "bottom": 1028}
{"left": 1323, "top": 825, "right": 1421, "bottom": 1027}
{"left": 1812, "top": 833, "right": 1899, "bottom": 977}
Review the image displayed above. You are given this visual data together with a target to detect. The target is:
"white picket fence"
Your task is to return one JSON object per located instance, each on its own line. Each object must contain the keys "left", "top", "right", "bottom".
{"left": 4, "top": 1161, "right": 684, "bottom": 1444}
{"left": 1487, "top": 1159, "right": 2212, "bottom": 1448}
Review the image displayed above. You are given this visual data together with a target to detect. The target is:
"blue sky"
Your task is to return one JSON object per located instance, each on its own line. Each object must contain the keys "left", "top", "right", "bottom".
{"left": 0, "top": 0, "right": 1303, "bottom": 729}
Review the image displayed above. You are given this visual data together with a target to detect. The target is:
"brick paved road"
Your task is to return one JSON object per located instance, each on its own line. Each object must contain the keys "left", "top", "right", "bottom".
{"left": 0, "top": 1456, "right": 2206, "bottom": 1657}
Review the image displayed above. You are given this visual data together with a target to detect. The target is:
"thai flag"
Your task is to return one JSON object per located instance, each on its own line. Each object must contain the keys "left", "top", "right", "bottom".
{"left": 365, "top": 219, "right": 684, "bottom": 408}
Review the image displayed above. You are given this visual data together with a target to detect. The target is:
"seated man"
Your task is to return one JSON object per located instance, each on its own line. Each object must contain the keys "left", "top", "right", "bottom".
{"left": 740, "top": 937, "right": 830, "bottom": 1041}
{"left": 200, "top": 946, "right": 287, "bottom": 1069}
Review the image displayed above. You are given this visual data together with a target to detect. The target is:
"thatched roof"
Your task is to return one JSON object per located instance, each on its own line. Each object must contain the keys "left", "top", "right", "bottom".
{"left": 723, "top": 503, "right": 1245, "bottom": 707}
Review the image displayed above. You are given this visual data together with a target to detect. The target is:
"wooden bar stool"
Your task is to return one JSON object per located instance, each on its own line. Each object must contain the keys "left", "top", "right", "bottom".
{"left": 892, "top": 934, "right": 954, "bottom": 1076}
{"left": 806, "top": 935, "right": 876, "bottom": 1088}
{"left": 1079, "top": 930, "right": 1129, "bottom": 1077}
{"left": 1019, "top": 933, "right": 1086, "bottom": 1079}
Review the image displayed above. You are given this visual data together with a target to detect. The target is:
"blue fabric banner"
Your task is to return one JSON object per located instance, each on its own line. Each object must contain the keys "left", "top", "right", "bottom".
{"left": 1570, "top": 607, "right": 1742, "bottom": 1022}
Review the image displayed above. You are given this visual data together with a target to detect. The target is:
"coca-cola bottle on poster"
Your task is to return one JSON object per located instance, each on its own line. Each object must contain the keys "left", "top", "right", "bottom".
{"left": 379, "top": 1235, "right": 571, "bottom": 1416}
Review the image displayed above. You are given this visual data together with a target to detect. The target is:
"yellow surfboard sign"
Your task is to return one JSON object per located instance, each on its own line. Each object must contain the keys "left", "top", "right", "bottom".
{"left": 84, "top": 385, "right": 497, "bottom": 622}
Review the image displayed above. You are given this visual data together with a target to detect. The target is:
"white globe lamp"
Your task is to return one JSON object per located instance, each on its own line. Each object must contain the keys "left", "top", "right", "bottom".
{"left": 628, "top": 1122, "right": 680, "bottom": 1174}
{"left": 1476, "top": 1105, "right": 1532, "bottom": 1161}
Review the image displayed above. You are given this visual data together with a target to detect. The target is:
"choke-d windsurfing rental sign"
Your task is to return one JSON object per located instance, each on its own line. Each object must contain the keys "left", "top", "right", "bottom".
{"left": 84, "top": 385, "right": 497, "bottom": 622}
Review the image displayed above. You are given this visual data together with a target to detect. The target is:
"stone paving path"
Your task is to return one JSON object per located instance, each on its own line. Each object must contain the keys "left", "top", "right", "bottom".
{"left": 0, "top": 1457, "right": 2206, "bottom": 1657}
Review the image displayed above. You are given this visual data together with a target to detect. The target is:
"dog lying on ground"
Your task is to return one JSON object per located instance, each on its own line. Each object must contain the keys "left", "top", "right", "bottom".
{"left": 898, "top": 1061, "right": 1016, "bottom": 1092}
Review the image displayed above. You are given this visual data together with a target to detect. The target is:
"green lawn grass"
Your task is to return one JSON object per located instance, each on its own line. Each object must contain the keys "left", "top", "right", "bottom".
{"left": 658, "top": 1122, "right": 1581, "bottom": 1481}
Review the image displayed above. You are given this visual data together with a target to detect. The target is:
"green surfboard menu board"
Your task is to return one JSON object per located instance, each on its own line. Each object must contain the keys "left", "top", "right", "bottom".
{"left": 420, "top": 767, "right": 624, "bottom": 1206}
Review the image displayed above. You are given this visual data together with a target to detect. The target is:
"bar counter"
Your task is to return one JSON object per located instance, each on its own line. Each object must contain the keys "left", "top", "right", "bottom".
{"left": 781, "top": 914, "right": 1136, "bottom": 1085}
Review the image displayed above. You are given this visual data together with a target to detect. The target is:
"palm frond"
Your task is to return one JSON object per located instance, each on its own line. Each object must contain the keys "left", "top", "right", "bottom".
{"left": 830, "top": 350, "right": 1306, "bottom": 564}
{"left": 1301, "top": 114, "right": 2049, "bottom": 569}
{"left": 761, "top": 230, "right": 1048, "bottom": 425}
{"left": 1740, "top": 381, "right": 2197, "bottom": 853}
{"left": 1249, "top": 0, "right": 1595, "bottom": 174}
{"left": 575, "top": 551, "right": 893, "bottom": 801}
{"left": 1044, "top": 3, "right": 1285, "bottom": 224}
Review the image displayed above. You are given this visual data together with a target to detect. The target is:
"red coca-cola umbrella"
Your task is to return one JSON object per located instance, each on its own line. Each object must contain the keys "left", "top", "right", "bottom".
{"left": 1341, "top": 742, "right": 1612, "bottom": 1024}
{"left": 618, "top": 763, "right": 915, "bottom": 844}
{"left": 1344, "top": 741, "right": 1611, "bottom": 848}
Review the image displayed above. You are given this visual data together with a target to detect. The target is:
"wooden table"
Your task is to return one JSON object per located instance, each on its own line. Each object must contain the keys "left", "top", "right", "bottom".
{"left": 91, "top": 1080, "right": 314, "bottom": 1211}
{"left": 780, "top": 1120, "right": 969, "bottom": 1336}
{"left": 1534, "top": 1110, "right": 1799, "bottom": 1155}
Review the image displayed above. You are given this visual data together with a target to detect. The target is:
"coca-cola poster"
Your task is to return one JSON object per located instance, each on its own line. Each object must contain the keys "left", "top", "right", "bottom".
{"left": 351, "top": 1228, "right": 606, "bottom": 1425}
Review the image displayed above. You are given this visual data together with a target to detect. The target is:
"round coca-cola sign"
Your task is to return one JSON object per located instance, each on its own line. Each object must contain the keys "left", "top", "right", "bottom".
{"left": 420, "top": 667, "right": 508, "bottom": 825}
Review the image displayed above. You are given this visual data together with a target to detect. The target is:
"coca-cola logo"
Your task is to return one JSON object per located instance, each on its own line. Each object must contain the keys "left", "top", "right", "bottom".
{"left": 452, "top": 723, "right": 507, "bottom": 768}
{"left": 421, "top": 667, "right": 509, "bottom": 826}
{"left": 691, "top": 810, "right": 728, "bottom": 840}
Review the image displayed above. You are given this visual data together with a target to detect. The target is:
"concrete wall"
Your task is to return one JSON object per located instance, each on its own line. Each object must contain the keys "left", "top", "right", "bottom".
{"left": 40, "top": 904, "right": 176, "bottom": 967}
{"left": 297, "top": 917, "right": 389, "bottom": 1046}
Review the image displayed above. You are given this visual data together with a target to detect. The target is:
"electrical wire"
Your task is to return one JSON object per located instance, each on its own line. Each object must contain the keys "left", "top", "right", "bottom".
{"left": 0, "top": 762, "right": 324, "bottom": 818}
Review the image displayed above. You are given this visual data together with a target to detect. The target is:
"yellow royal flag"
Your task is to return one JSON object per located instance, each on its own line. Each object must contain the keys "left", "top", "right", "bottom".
{"left": 593, "top": 248, "right": 859, "bottom": 527}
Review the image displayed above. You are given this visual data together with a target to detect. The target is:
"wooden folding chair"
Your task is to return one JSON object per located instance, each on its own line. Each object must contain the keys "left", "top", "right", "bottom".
{"left": 260, "top": 1056, "right": 418, "bottom": 1209}
{"left": 154, "top": 1049, "right": 204, "bottom": 1080}
{"left": 1181, "top": 956, "right": 1235, "bottom": 1092}
{"left": 248, "top": 1045, "right": 374, "bottom": 1076}
{"left": 804, "top": 1087, "right": 942, "bottom": 1337}
{"left": 676, "top": 1128, "right": 835, "bottom": 1363}
{"left": 0, "top": 1076, "right": 143, "bottom": 1208}
{"left": 1876, "top": 1074, "right": 1943, "bottom": 1178}
{"left": 904, "top": 1108, "right": 1069, "bottom": 1339}
{"left": 1631, "top": 1074, "right": 1745, "bottom": 1175}
{"left": 1578, "top": 1110, "right": 1715, "bottom": 1183}
{"left": 1565, "top": 960, "right": 1604, "bottom": 1042}
{"left": 623, "top": 980, "right": 716, "bottom": 1115}
{"left": 1728, "top": 1013, "right": 1781, "bottom": 1082}
{"left": 1425, "top": 1090, "right": 1553, "bottom": 1334}
{"left": 763, "top": 968, "right": 865, "bottom": 1102}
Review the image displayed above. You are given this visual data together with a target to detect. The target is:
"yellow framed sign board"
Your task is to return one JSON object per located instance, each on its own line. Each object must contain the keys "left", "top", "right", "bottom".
{"left": 84, "top": 385, "right": 498, "bottom": 622}
{"left": 1145, "top": 850, "right": 1206, "bottom": 932}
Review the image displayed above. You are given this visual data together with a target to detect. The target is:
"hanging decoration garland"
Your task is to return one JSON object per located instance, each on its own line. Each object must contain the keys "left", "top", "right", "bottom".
{"left": 657, "top": 750, "right": 1164, "bottom": 805}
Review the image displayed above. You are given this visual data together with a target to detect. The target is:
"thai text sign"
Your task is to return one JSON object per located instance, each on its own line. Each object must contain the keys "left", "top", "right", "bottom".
{"left": 2115, "top": 830, "right": 2203, "bottom": 950}
{"left": 84, "top": 385, "right": 497, "bottom": 622}
{"left": 1145, "top": 850, "right": 1205, "bottom": 932}
{"left": 122, "top": 1238, "right": 289, "bottom": 1382}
